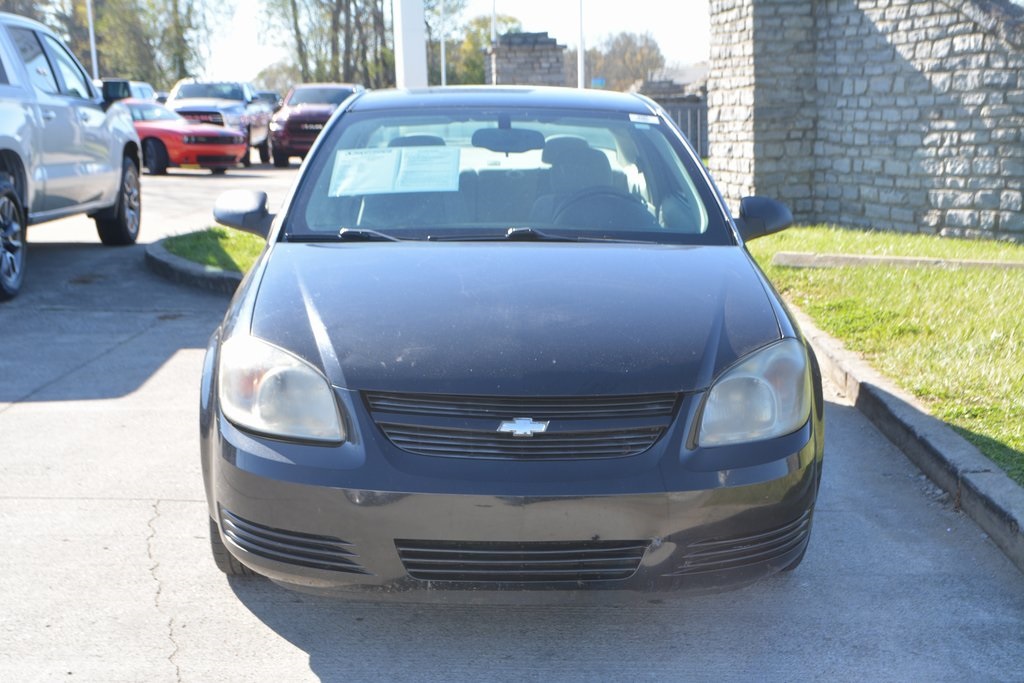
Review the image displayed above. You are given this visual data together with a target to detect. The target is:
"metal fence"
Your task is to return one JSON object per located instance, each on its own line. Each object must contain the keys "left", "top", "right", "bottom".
{"left": 658, "top": 100, "right": 709, "bottom": 158}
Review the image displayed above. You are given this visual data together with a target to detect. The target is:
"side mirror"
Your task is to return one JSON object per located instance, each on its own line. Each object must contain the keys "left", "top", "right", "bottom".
{"left": 213, "top": 190, "right": 273, "bottom": 237}
{"left": 734, "top": 196, "right": 793, "bottom": 241}
{"left": 102, "top": 79, "right": 131, "bottom": 105}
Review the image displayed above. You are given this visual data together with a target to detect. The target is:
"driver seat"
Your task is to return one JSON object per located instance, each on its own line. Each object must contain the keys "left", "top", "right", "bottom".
{"left": 529, "top": 137, "right": 613, "bottom": 223}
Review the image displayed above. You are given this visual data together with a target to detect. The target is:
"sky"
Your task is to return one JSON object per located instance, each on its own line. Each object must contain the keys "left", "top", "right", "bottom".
{"left": 205, "top": 0, "right": 710, "bottom": 82}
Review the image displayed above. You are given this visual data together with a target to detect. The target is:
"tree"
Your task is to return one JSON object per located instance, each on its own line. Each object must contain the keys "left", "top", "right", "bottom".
{"left": 590, "top": 32, "right": 665, "bottom": 91}
{"left": 453, "top": 13, "right": 520, "bottom": 85}
{"left": 263, "top": 0, "right": 393, "bottom": 87}
{"left": 0, "top": 0, "right": 47, "bottom": 21}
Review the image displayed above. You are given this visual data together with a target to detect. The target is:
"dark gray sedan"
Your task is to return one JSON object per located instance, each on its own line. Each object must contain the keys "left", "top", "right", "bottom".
{"left": 202, "top": 86, "right": 824, "bottom": 597}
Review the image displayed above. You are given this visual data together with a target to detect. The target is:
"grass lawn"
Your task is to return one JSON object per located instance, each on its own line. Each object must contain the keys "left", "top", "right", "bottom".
{"left": 162, "top": 224, "right": 1024, "bottom": 486}
{"left": 162, "top": 227, "right": 265, "bottom": 273}
{"left": 748, "top": 226, "right": 1024, "bottom": 486}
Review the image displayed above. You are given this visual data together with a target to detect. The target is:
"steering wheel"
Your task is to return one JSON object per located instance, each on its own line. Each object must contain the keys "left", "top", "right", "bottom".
{"left": 551, "top": 187, "right": 660, "bottom": 230}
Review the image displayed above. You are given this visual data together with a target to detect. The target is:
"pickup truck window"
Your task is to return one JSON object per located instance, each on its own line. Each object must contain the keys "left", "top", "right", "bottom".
{"left": 8, "top": 26, "right": 58, "bottom": 95}
{"left": 40, "top": 33, "right": 92, "bottom": 99}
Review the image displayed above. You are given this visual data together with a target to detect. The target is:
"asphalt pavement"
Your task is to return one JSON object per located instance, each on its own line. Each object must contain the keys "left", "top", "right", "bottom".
{"left": 1, "top": 163, "right": 1022, "bottom": 682}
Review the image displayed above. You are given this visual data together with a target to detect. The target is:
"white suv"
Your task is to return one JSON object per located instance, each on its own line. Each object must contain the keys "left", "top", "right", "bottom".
{"left": 0, "top": 12, "right": 141, "bottom": 300}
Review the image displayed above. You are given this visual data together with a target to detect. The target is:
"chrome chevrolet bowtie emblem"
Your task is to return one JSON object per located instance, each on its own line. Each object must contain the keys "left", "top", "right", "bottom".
{"left": 497, "top": 417, "right": 549, "bottom": 438}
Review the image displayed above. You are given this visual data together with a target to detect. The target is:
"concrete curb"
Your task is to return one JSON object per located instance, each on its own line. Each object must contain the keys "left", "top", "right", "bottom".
{"left": 793, "top": 307, "right": 1024, "bottom": 574}
{"left": 142, "top": 241, "right": 1024, "bottom": 574}
{"left": 145, "top": 240, "right": 242, "bottom": 296}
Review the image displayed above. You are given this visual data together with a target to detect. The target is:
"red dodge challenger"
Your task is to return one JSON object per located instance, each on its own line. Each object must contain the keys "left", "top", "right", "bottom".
{"left": 125, "top": 99, "right": 248, "bottom": 175}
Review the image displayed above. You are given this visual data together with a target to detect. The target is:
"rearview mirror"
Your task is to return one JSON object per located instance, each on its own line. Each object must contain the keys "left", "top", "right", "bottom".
{"left": 213, "top": 190, "right": 274, "bottom": 237}
{"left": 734, "top": 196, "right": 793, "bottom": 241}
{"left": 471, "top": 128, "right": 545, "bottom": 154}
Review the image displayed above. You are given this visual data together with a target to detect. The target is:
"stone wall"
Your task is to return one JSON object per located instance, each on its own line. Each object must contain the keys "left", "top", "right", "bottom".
{"left": 485, "top": 32, "right": 567, "bottom": 87}
{"left": 708, "top": 0, "right": 1024, "bottom": 240}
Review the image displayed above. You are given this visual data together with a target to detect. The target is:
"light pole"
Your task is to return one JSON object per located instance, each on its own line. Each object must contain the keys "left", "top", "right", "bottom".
{"left": 440, "top": 0, "right": 446, "bottom": 86}
{"left": 577, "top": 0, "right": 584, "bottom": 88}
{"left": 86, "top": 0, "right": 98, "bottom": 79}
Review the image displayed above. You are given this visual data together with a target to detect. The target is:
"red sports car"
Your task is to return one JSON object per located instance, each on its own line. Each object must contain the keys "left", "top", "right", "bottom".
{"left": 125, "top": 99, "right": 248, "bottom": 175}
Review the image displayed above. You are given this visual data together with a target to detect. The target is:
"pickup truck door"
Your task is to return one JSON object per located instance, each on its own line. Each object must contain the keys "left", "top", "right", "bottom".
{"left": 7, "top": 26, "right": 112, "bottom": 213}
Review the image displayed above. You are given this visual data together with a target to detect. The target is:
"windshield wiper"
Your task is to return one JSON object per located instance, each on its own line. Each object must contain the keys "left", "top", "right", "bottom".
{"left": 426, "top": 226, "right": 654, "bottom": 244}
{"left": 427, "top": 227, "right": 579, "bottom": 242}
{"left": 337, "top": 227, "right": 401, "bottom": 242}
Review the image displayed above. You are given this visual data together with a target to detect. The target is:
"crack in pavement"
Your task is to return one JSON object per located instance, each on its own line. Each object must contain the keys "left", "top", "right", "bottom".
{"left": 147, "top": 500, "right": 183, "bottom": 682}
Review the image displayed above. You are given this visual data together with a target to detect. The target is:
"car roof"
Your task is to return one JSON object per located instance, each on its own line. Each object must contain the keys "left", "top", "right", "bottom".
{"left": 346, "top": 86, "right": 658, "bottom": 115}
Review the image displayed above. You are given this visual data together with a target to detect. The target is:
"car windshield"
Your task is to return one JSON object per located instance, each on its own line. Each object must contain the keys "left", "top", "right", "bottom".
{"left": 174, "top": 82, "right": 244, "bottom": 100}
{"left": 287, "top": 87, "right": 354, "bottom": 106}
{"left": 128, "top": 102, "right": 183, "bottom": 122}
{"left": 286, "top": 106, "right": 728, "bottom": 245}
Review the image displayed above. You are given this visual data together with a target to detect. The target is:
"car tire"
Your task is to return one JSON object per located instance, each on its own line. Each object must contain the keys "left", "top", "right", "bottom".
{"left": 258, "top": 135, "right": 271, "bottom": 164}
{"left": 142, "top": 138, "right": 168, "bottom": 175}
{"left": 94, "top": 157, "right": 141, "bottom": 246}
{"left": 273, "top": 148, "right": 290, "bottom": 168}
{"left": 209, "top": 517, "right": 255, "bottom": 576}
{"left": 210, "top": 168, "right": 227, "bottom": 175}
{"left": 0, "top": 175, "right": 27, "bottom": 301}
{"left": 241, "top": 128, "right": 252, "bottom": 167}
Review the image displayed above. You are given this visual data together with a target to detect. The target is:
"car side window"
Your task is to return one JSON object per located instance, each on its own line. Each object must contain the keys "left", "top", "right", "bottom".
{"left": 40, "top": 34, "right": 92, "bottom": 99}
{"left": 0, "top": 52, "right": 8, "bottom": 84}
{"left": 8, "top": 26, "right": 59, "bottom": 95}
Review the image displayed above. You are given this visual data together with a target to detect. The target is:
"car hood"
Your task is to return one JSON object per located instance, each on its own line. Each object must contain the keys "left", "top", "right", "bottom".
{"left": 248, "top": 243, "right": 782, "bottom": 395}
{"left": 168, "top": 98, "right": 241, "bottom": 111}
{"left": 278, "top": 104, "right": 336, "bottom": 120}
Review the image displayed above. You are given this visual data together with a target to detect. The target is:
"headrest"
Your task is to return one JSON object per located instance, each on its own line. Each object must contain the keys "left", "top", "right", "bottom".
{"left": 541, "top": 136, "right": 593, "bottom": 164}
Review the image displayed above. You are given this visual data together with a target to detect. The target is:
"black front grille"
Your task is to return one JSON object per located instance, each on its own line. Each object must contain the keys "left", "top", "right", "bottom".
{"left": 379, "top": 422, "right": 664, "bottom": 459}
{"left": 664, "top": 511, "right": 812, "bottom": 576}
{"left": 179, "top": 111, "right": 224, "bottom": 126}
{"left": 220, "top": 509, "right": 369, "bottom": 574}
{"left": 365, "top": 391, "right": 679, "bottom": 460}
{"left": 366, "top": 392, "right": 677, "bottom": 419}
{"left": 395, "top": 539, "right": 648, "bottom": 583}
{"left": 186, "top": 135, "right": 238, "bottom": 144}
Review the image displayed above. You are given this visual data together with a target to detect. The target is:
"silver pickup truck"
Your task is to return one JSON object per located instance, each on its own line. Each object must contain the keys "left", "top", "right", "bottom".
{"left": 0, "top": 11, "right": 141, "bottom": 300}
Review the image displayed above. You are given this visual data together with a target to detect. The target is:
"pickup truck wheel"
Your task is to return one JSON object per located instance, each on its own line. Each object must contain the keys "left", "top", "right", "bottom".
{"left": 241, "top": 128, "right": 252, "bottom": 167}
{"left": 95, "top": 157, "right": 141, "bottom": 246}
{"left": 0, "top": 177, "right": 26, "bottom": 301}
{"left": 142, "top": 138, "right": 168, "bottom": 175}
{"left": 273, "top": 148, "right": 290, "bottom": 168}
{"left": 258, "top": 135, "right": 271, "bottom": 164}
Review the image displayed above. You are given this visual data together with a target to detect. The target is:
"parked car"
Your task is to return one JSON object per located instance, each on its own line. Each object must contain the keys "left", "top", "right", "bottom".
{"left": 165, "top": 79, "right": 272, "bottom": 166}
{"left": 256, "top": 89, "right": 282, "bottom": 111}
{"left": 268, "top": 83, "right": 360, "bottom": 167}
{"left": 0, "top": 11, "right": 141, "bottom": 301}
{"left": 204, "top": 86, "right": 825, "bottom": 597}
{"left": 98, "top": 77, "right": 156, "bottom": 100}
{"left": 125, "top": 98, "right": 248, "bottom": 175}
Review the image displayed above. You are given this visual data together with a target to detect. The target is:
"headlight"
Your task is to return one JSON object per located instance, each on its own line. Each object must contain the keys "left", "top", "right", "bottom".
{"left": 217, "top": 335, "right": 345, "bottom": 443}
{"left": 269, "top": 120, "right": 283, "bottom": 132}
{"left": 698, "top": 339, "right": 811, "bottom": 447}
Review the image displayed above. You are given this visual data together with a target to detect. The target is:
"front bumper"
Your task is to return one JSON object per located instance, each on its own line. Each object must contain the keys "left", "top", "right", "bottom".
{"left": 205, "top": 403, "right": 823, "bottom": 597}
{"left": 170, "top": 143, "right": 247, "bottom": 168}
